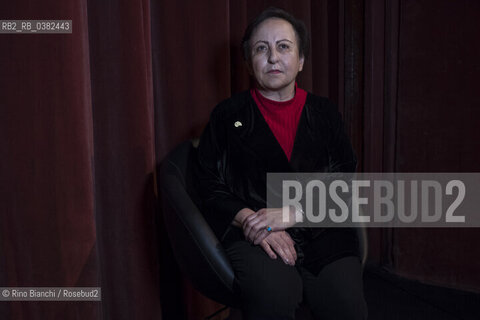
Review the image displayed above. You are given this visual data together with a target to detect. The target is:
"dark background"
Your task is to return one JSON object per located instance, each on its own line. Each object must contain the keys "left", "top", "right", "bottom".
{"left": 1, "top": 0, "right": 479, "bottom": 319}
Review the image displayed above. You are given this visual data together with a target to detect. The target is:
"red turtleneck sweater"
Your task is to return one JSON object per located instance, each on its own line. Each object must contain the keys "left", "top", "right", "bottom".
{"left": 251, "top": 85, "right": 307, "bottom": 161}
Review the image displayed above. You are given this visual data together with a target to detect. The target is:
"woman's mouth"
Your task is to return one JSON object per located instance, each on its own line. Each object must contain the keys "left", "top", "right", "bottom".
{"left": 267, "top": 70, "right": 282, "bottom": 74}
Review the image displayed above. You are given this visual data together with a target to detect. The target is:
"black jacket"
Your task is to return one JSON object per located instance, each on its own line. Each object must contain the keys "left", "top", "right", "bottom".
{"left": 195, "top": 90, "right": 359, "bottom": 270}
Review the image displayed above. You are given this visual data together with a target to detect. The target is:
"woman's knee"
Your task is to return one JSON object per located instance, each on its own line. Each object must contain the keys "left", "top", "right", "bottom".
{"left": 235, "top": 261, "right": 302, "bottom": 317}
{"left": 226, "top": 241, "right": 303, "bottom": 317}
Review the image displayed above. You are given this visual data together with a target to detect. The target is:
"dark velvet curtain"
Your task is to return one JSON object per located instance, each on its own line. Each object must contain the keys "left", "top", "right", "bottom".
{"left": 0, "top": 0, "right": 160, "bottom": 319}
{"left": 0, "top": 0, "right": 341, "bottom": 318}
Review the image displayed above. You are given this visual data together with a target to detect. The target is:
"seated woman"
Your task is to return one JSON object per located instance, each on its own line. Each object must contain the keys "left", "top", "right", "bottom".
{"left": 195, "top": 7, "right": 367, "bottom": 320}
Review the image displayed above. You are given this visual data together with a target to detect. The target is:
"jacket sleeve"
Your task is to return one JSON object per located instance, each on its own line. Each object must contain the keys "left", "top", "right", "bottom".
{"left": 194, "top": 108, "right": 249, "bottom": 240}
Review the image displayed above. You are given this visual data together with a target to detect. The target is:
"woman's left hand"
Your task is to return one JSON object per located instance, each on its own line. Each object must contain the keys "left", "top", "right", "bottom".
{"left": 242, "top": 207, "right": 297, "bottom": 245}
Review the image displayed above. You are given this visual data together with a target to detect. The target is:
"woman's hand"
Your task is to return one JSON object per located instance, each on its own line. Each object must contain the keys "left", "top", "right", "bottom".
{"left": 259, "top": 231, "right": 297, "bottom": 266}
{"left": 242, "top": 207, "right": 297, "bottom": 244}
{"left": 232, "top": 207, "right": 256, "bottom": 228}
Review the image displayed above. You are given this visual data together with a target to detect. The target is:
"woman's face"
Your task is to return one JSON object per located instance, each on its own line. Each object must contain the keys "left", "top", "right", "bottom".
{"left": 249, "top": 18, "right": 304, "bottom": 98}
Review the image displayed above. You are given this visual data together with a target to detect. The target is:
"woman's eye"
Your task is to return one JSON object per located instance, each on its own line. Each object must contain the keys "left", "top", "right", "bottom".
{"left": 278, "top": 43, "right": 290, "bottom": 50}
{"left": 255, "top": 45, "right": 267, "bottom": 53}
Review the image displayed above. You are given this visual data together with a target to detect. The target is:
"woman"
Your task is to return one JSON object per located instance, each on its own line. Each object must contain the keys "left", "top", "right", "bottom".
{"left": 195, "top": 7, "right": 367, "bottom": 320}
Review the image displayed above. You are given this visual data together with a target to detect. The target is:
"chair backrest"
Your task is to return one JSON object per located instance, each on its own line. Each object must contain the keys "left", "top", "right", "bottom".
{"left": 159, "top": 140, "right": 238, "bottom": 307}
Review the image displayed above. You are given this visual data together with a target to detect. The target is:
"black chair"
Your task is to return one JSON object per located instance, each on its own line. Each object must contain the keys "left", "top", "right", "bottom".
{"left": 159, "top": 140, "right": 368, "bottom": 318}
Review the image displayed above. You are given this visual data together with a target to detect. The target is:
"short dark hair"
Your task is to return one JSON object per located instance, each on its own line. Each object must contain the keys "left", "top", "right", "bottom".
{"left": 241, "top": 7, "right": 310, "bottom": 62}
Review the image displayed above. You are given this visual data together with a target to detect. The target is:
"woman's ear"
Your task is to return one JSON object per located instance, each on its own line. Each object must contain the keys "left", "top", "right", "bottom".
{"left": 298, "top": 55, "right": 305, "bottom": 72}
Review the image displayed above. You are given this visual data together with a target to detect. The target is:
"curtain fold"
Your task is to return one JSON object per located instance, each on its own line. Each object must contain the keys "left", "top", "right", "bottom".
{"left": 0, "top": 0, "right": 100, "bottom": 318}
{"left": 87, "top": 0, "right": 159, "bottom": 319}
{"left": 1, "top": 0, "right": 160, "bottom": 319}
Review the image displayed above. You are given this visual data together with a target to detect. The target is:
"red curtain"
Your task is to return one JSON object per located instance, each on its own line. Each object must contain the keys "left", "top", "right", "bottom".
{"left": 0, "top": 0, "right": 160, "bottom": 318}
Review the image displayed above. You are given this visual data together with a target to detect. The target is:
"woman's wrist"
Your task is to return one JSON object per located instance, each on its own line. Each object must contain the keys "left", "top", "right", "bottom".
{"left": 232, "top": 208, "right": 255, "bottom": 227}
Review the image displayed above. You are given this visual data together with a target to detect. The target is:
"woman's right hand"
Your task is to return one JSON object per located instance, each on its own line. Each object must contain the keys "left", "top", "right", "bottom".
{"left": 259, "top": 231, "right": 297, "bottom": 266}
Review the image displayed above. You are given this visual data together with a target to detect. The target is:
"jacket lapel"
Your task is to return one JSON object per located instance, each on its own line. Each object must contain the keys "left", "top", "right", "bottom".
{"left": 235, "top": 95, "right": 291, "bottom": 173}
{"left": 229, "top": 93, "right": 329, "bottom": 173}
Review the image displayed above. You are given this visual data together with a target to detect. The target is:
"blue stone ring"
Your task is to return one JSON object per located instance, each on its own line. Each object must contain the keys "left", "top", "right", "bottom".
{"left": 266, "top": 226, "right": 272, "bottom": 232}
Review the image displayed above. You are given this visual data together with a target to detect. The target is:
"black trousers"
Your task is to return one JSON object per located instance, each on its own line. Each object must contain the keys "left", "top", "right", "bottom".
{"left": 224, "top": 237, "right": 368, "bottom": 320}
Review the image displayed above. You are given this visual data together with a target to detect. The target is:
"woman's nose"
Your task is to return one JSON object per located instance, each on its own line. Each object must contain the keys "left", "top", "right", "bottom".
{"left": 268, "top": 48, "right": 279, "bottom": 64}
